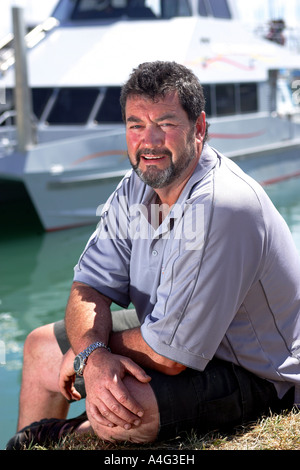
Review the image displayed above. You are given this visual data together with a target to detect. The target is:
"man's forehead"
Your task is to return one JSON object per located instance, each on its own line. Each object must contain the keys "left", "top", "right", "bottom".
{"left": 127, "top": 89, "right": 179, "bottom": 103}
{"left": 125, "top": 91, "right": 183, "bottom": 117}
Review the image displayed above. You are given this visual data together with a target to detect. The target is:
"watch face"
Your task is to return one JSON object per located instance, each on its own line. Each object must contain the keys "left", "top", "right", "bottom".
{"left": 74, "top": 355, "right": 82, "bottom": 373}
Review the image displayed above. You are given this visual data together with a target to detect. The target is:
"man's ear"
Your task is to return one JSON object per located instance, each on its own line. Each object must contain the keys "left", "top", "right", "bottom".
{"left": 195, "top": 111, "right": 206, "bottom": 143}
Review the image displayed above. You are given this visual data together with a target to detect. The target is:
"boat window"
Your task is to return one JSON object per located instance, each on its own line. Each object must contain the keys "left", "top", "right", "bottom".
{"left": 0, "top": 88, "right": 13, "bottom": 112}
{"left": 239, "top": 83, "right": 258, "bottom": 113}
{"left": 46, "top": 88, "right": 100, "bottom": 124}
{"left": 198, "top": 0, "right": 208, "bottom": 16}
{"left": 215, "top": 84, "right": 236, "bottom": 116}
{"left": 198, "top": 0, "right": 231, "bottom": 18}
{"left": 161, "top": 0, "right": 191, "bottom": 18}
{"left": 52, "top": 0, "right": 76, "bottom": 22}
{"left": 0, "top": 88, "right": 15, "bottom": 125}
{"left": 208, "top": 0, "right": 231, "bottom": 18}
{"left": 32, "top": 88, "right": 54, "bottom": 119}
{"left": 202, "top": 85, "right": 212, "bottom": 116}
{"left": 94, "top": 87, "right": 123, "bottom": 123}
{"left": 208, "top": 83, "right": 258, "bottom": 117}
{"left": 71, "top": 0, "right": 191, "bottom": 20}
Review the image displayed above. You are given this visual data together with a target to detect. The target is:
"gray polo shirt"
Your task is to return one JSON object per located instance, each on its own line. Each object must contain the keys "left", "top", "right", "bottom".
{"left": 74, "top": 144, "right": 300, "bottom": 401}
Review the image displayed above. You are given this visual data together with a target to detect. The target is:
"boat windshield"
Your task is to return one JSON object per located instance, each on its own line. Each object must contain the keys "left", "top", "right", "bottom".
{"left": 70, "top": 0, "right": 192, "bottom": 20}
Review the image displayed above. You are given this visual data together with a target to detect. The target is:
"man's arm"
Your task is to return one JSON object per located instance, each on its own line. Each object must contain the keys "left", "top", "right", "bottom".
{"left": 65, "top": 283, "right": 186, "bottom": 377}
{"left": 65, "top": 282, "right": 151, "bottom": 430}
{"left": 64, "top": 282, "right": 185, "bottom": 428}
{"left": 109, "top": 328, "right": 186, "bottom": 375}
{"left": 65, "top": 281, "right": 112, "bottom": 352}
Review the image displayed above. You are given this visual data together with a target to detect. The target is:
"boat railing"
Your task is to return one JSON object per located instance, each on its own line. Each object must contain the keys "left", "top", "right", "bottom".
{"left": 0, "top": 16, "right": 59, "bottom": 75}
{"left": 0, "top": 110, "right": 16, "bottom": 126}
{"left": 0, "top": 33, "right": 14, "bottom": 75}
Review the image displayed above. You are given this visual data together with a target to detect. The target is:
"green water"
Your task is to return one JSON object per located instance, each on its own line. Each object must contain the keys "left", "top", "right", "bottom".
{"left": 1, "top": 177, "right": 300, "bottom": 449}
{"left": 0, "top": 200, "right": 91, "bottom": 449}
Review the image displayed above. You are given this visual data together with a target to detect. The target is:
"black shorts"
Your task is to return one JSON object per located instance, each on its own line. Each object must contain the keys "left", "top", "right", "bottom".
{"left": 54, "top": 320, "right": 294, "bottom": 441}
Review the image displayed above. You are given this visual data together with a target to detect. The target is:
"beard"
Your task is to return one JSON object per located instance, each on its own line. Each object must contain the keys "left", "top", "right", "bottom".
{"left": 129, "top": 130, "right": 197, "bottom": 189}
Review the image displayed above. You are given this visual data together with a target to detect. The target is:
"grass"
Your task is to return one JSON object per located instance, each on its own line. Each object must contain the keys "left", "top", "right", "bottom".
{"left": 27, "top": 407, "right": 300, "bottom": 451}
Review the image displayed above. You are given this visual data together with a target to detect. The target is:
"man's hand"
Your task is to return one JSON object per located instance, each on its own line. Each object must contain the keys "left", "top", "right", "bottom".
{"left": 84, "top": 349, "right": 151, "bottom": 430}
{"left": 59, "top": 348, "right": 82, "bottom": 402}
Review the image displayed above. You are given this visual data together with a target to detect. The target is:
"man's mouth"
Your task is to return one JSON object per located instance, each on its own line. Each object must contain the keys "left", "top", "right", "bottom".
{"left": 137, "top": 149, "right": 172, "bottom": 163}
{"left": 142, "top": 155, "right": 165, "bottom": 160}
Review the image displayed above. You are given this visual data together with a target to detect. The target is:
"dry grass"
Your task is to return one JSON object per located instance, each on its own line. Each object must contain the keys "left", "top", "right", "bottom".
{"left": 27, "top": 407, "right": 300, "bottom": 451}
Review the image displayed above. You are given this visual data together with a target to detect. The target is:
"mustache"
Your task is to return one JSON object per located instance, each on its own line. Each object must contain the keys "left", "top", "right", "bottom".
{"left": 136, "top": 148, "right": 173, "bottom": 160}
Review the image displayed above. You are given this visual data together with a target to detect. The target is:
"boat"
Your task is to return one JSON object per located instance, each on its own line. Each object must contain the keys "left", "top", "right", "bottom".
{"left": 0, "top": 0, "right": 300, "bottom": 231}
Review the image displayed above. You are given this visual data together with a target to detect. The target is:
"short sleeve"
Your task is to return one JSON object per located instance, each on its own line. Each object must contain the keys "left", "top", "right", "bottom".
{"left": 73, "top": 185, "right": 132, "bottom": 308}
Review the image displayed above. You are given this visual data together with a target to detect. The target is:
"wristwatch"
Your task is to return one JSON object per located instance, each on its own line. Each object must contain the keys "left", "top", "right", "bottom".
{"left": 73, "top": 341, "right": 111, "bottom": 376}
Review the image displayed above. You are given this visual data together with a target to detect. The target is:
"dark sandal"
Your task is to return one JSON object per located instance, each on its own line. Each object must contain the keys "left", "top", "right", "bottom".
{"left": 6, "top": 412, "right": 88, "bottom": 450}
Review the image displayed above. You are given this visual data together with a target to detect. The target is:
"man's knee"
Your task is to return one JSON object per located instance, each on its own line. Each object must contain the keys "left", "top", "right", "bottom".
{"left": 124, "top": 376, "right": 159, "bottom": 443}
{"left": 23, "top": 323, "right": 61, "bottom": 365}
{"left": 89, "top": 377, "right": 160, "bottom": 444}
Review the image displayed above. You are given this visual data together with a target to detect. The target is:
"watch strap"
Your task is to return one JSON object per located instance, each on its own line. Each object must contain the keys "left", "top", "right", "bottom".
{"left": 79, "top": 341, "right": 111, "bottom": 361}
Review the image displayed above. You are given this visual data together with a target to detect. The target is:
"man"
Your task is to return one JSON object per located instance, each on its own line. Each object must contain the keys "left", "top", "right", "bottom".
{"left": 7, "top": 61, "right": 300, "bottom": 449}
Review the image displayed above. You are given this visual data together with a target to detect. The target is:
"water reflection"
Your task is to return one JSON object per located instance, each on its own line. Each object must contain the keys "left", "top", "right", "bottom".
{"left": 265, "top": 177, "right": 300, "bottom": 249}
{"left": 0, "top": 201, "right": 95, "bottom": 448}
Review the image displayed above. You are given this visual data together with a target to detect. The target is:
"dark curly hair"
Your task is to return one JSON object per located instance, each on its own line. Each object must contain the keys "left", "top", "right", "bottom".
{"left": 120, "top": 61, "right": 209, "bottom": 143}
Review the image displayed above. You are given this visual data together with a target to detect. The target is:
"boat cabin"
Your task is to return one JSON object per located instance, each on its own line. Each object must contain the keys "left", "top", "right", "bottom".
{"left": 52, "top": 0, "right": 234, "bottom": 22}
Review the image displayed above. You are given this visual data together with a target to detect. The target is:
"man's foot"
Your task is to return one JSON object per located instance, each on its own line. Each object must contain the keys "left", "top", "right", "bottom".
{"left": 6, "top": 412, "right": 88, "bottom": 450}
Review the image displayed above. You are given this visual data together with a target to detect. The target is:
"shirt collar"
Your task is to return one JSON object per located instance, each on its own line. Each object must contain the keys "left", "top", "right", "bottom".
{"left": 140, "top": 144, "right": 218, "bottom": 207}
{"left": 137, "top": 145, "right": 218, "bottom": 238}
{"left": 173, "top": 144, "right": 218, "bottom": 205}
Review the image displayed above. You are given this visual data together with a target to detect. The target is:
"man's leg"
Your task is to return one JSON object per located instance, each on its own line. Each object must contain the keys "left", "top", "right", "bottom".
{"left": 13, "top": 327, "right": 293, "bottom": 448}
{"left": 17, "top": 309, "right": 143, "bottom": 432}
{"left": 13, "top": 319, "right": 159, "bottom": 447}
{"left": 17, "top": 323, "right": 69, "bottom": 430}
{"left": 144, "top": 359, "right": 295, "bottom": 442}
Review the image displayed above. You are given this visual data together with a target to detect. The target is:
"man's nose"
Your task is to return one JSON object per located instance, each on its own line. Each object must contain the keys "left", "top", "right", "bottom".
{"left": 142, "top": 125, "right": 165, "bottom": 147}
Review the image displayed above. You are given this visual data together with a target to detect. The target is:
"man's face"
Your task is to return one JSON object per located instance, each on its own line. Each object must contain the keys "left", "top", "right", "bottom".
{"left": 125, "top": 91, "right": 205, "bottom": 189}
